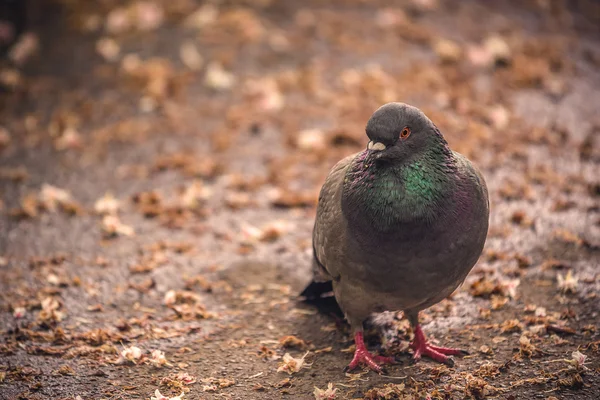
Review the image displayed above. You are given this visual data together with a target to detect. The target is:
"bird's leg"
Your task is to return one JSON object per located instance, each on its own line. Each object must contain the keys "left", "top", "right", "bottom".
{"left": 344, "top": 331, "right": 396, "bottom": 373}
{"left": 410, "top": 322, "right": 468, "bottom": 366}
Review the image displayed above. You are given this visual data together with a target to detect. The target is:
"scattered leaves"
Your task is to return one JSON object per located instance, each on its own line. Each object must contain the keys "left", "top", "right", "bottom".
{"left": 277, "top": 352, "right": 311, "bottom": 375}
{"left": 279, "top": 335, "right": 308, "bottom": 350}
{"left": 102, "top": 215, "right": 135, "bottom": 237}
{"left": 557, "top": 270, "right": 578, "bottom": 294}
{"left": 314, "top": 382, "right": 337, "bottom": 400}
{"left": 151, "top": 389, "right": 185, "bottom": 400}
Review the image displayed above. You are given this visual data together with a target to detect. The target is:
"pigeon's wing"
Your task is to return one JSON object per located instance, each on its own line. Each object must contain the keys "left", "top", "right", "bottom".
{"left": 301, "top": 153, "right": 356, "bottom": 300}
{"left": 311, "top": 153, "right": 357, "bottom": 281}
{"left": 453, "top": 151, "right": 489, "bottom": 212}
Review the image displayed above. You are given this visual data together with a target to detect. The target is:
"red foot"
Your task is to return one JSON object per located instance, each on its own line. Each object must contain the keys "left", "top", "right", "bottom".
{"left": 410, "top": 324, "right": 467, "bottom": 366}
{"left": 345, "top": 332, "right": 396, "bottom": 373}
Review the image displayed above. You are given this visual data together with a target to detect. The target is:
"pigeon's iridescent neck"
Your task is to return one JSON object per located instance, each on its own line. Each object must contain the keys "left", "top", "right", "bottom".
{"left": 342, "top": 144, "right": 456, "bottom": 232}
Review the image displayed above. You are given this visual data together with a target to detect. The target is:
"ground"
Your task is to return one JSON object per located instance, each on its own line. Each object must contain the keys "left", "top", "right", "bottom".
{"left": 0, "top": 0, "right": 599, "bottom": 399}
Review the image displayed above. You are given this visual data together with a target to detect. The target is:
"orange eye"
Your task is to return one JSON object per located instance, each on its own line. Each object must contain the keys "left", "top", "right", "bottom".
{"left": 400, "top": 127, "right": 411, "bottom": 139}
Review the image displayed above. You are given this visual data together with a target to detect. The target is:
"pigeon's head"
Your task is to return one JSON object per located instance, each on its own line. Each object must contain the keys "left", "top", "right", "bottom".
{"left": 365, "top": 102, "right": 446, "bottom": 163}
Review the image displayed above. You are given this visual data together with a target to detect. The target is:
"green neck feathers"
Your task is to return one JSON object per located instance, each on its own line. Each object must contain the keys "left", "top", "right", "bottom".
{"left": 343, "top": 145, "right": 456, "bottom": 231}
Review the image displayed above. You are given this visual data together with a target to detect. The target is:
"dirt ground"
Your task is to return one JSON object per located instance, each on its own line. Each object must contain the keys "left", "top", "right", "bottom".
{"left": 1, "top": 1, "right": 599, "bottom": 399}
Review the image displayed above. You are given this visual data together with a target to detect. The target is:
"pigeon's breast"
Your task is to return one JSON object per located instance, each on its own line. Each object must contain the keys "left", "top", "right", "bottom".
{"left": 344, "top": 173, "right": 489, "bottom": 309}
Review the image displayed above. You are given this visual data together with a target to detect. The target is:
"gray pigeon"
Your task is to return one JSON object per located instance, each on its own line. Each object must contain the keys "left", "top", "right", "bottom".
{"left": 302, "top": 102, "right": 489, "bottom": 372}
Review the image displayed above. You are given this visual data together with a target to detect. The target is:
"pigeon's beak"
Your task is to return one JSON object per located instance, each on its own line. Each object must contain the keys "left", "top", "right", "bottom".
{"left": 367, "top": 141, "right": 386, "bottom": 152}
{"left": 365, "top": 142, "right": 386, "bottom": 166}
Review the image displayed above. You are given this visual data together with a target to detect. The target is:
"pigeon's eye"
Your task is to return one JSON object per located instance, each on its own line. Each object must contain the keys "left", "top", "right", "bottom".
{"left": 400, "top": 127, "right": 411, "bottom": 139}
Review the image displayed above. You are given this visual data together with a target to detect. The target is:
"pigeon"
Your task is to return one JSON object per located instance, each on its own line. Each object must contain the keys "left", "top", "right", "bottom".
{"left": 302, "top": 102, "right": 489, "bottom": 372}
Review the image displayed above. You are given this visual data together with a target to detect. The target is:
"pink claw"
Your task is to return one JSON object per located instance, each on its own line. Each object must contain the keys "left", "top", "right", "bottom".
{"left": 410, "top": 324, "right": 468, "bottom": 366}
{"left": 345, "top": 332, "right": 396, "bottom": 373}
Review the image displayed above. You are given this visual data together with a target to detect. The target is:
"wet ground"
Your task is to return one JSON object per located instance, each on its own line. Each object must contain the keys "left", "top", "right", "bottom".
{"left": 0, "top": 0, "right": 599, "bottom": 399}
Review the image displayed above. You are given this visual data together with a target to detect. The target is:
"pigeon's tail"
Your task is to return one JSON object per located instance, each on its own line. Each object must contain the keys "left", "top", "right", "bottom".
{"left": 299, "top": 246, "right": 343, "bottom": 316}
{"left": 300, "top": 280, "right": 333, "bottom": 301}
{"left": 299, "top": 280, "right": 343, "bottom": 318}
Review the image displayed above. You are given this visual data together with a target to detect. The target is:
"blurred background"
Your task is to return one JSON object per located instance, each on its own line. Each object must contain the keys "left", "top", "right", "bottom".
{"left": 0, "top": 1, "right": 599, "bottom": 399}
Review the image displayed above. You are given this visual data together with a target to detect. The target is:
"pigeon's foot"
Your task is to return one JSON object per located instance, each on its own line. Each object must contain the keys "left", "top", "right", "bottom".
{"left": 410, "top": 324, "right": 467, "bottom": 366}
{"left": 344, "top": 332, "right": 396, "bottom": 374}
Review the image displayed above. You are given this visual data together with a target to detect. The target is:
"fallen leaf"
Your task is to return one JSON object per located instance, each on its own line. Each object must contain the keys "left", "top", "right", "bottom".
{"left": 180, "top": 41, "right": 203, "bottom": 71}
{"left": 277, "top": 352, "right": 311, "bottom": 374}
{"left": 116, "top": 345, "right": 144, "bottom": 364}
{"left": 102, "top": 215, "right": 135, "bottom": 237}
{"left": 204, "top": 62, "right": 235, "bottom": 90}
{"left": 557, "top": 270, "right": 578, "bottom": 293}
{"left": 314, "top": 382, "right": 337, "bottom": 399}
{"left": 149, "top": 349, "right": 172, "bottom": 368}
{"left": 94, "top": 193, "right": 120, "bottom": 215}
{"left": 151, "top": 389, "right": 185, "bottom": 400}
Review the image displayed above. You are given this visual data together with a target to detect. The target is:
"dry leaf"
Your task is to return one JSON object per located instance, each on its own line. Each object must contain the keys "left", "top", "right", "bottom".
{"left": 102, "top": 215, "right": 135, "bottom": 237}
{"left": 204, "top": 62, "right": 235, "bottom": 90}
{"left": 149, "top": 349, "right": 172, "bottom": 368}
{"left": 94, "top": 193, "right": 120, "bottom": 215}
{"left": 433, "top": 39, "right": 462, "bottom": 63}
{"left": 557, "top": 270, "right": 578, "bottom": 293}
{"left": 296, "top": 129, "right": 326, "bottom": 151}
{"left": 116, "top": 345, "right": 144, "bottom": 364}
{"left": 151, "top": 389, "right": 185, "bottom": 400}
{"left": 279, "top": 335, "right": 308, "bottom": 350}
{"left": 314, "top": 382, "right": 337, "bottom": 399}
{"left": 96, "top": 37, "right": 120, "bottom": 61}
{"left": 39, "top": 184, "right": 73, "bottom": 212}
{"left": 174, "top": 372, "right": 196, "bottom": 384}
{"left": 180, "top": 41, "right": 203, "bottom": 71}
{"left": 13, "top": 307, "right": 26, "bottom": 319}
{"left": 183, "top": 4, "right": 219, "bottom": 29}
{"left": 277, "top": 352, "right": 311, "bottom": 374}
